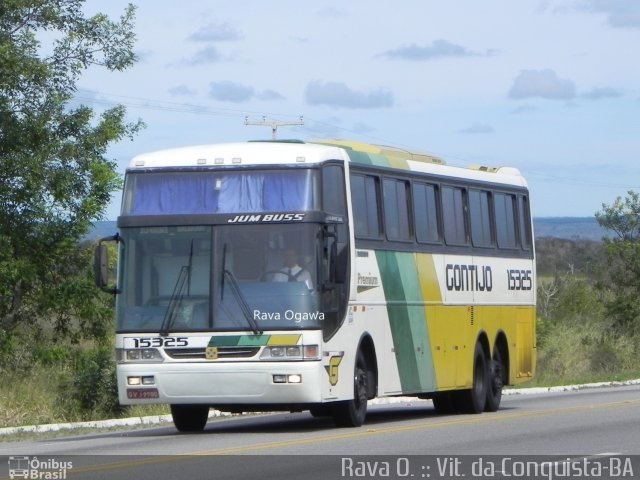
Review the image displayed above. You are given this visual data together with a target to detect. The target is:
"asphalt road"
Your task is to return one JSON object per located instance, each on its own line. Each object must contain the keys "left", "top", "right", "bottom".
{"left": 1, "top": 385, "right": 639, "bottom": 479}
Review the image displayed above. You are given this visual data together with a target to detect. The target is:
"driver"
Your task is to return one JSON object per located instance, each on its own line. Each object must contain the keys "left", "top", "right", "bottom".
{"left": 272, "top": 248, "right": 313, "bottom": 289}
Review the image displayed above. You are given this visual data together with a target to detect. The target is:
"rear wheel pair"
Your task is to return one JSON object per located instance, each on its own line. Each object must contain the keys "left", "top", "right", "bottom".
{"left": 433, "top": 342, "right": 504, "bottom": 414}
{"left": 454, "top": 342, "right": 489, "bottom": 413}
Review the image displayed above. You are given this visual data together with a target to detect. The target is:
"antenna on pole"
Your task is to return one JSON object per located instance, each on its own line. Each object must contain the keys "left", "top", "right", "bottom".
{"left": 244, "top": 116, "right": 304, "bottom": 140}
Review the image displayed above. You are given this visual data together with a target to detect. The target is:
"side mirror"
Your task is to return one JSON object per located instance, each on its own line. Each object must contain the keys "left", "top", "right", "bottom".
{"left": 94, "top": 234, "right": 120, "bottom": 294}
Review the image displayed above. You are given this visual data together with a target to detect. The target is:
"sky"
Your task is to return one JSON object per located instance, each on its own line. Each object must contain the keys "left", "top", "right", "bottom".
{"left": 74, "top": 0, "right": 640, "bottom": 220}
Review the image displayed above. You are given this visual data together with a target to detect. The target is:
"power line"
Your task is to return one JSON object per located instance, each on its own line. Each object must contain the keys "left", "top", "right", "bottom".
{"left": 72, "top": 90, "right": 640, "bottom": 192}
{"left": 73, "top": 90, "right": 303, "bottom": 120}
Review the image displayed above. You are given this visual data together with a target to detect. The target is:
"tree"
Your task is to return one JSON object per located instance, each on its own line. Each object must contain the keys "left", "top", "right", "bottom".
{"left": 595, "top": 191, "right": 640, "bottom": 334}
{"left": 0, "top": 1, "right": 142, "bottom": 343}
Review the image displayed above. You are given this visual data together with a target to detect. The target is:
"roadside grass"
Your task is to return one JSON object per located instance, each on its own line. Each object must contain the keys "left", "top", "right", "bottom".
{"left": 0, "top": 364, "right": 169, "bottom": 429}
{"left": 0, "top": 367, "right": 60, "bottom": 428}
{"left": 529, "top": 315, "right": 640, "bottom": 387}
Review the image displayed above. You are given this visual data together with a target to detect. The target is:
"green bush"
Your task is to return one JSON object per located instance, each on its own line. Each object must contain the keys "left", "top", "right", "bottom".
{"left": 32, "top": 345, "right": 72, "bottom": 366}
{"left": 57, "top": 347, "right": 125, "bottom": 421}
{"left": 536, "top": 319, "right": 639, "bottom": 384}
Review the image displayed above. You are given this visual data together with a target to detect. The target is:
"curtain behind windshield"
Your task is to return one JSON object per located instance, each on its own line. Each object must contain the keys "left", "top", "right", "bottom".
{"left": 124, "top": 170, "right": 315, "bottom": 215}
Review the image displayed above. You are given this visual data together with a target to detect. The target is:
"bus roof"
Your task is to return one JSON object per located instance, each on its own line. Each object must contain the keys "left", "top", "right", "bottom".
{"left": 127, "top": 141, "right": 350, "bottom": 168}
{"left": 310, "top": 139, "right": 528, "bottom": 188}
{"left": 127, "top": 139, "right": 527, "bottom": 188}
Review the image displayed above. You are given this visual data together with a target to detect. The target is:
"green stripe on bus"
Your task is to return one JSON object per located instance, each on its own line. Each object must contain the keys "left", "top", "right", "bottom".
{"left": 376, "top": 251, "right": 436, "bottom": 393}
{"left": 346, "top": 150, "right": 374, "bottom": 165}
{"left": 367, "top": 153, "right": 390, "bottom": 168}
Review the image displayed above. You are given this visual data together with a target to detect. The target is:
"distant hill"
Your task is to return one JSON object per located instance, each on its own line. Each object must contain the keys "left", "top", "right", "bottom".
{"left": 84, "top": 221, "right": 118, "bottom": 242}
{"left": 533, "top": 217, "right": 611, "bottom": 242}
{"left": 86, "top": 217, "right": 613, "bottom": 242}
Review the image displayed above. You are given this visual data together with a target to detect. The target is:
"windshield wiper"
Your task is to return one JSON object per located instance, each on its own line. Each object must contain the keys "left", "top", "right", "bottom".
{"left": 220, "top": 243, "right": 227, "bottom": 301}
{"left": 160, "top": 240, "right": 194, "bottom": 336}
{"left": 159, "top": 265, "right": 189, "bottom": 336}
{"left": 218, "top": 243, "right": 261, "bottom": 335}
{"left": 224, "top": 269, "right": 262, "bottom": 335}
{"left": 222, "top": 274, "right": 262, "bottom": 337}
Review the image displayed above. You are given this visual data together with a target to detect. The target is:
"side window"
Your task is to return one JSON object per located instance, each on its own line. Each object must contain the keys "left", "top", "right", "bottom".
{"left": 469, "top": 189, "right": 493, "bottom": 248}
{"left": 383, "top": 178, "right": 411, "bottom": 241}
{"left": 350, "top": 174, "right": 381, "bottom": 239}
{"left": 495, "top": 192, "right": 517, "bottom": 249}
{"left": 322, "top": 165, "right": 347, "bottom": 216}
{"left": 413, "top": 182, "right": 440, "bottom": 244}
{"left": 442, "top": 186, "right": 467, "bottom": 245}
{"left": 518, "top": 195, "right": 533, "bottom": 250}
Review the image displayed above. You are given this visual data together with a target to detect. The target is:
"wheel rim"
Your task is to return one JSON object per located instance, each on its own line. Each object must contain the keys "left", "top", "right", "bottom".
{"left": 474, "top": 354, "right": 486, "bottom": 396}
{"left": 490, "top": 358, "right": 504, "bottom": 392}
{"left": 354, "top": 367, "right": 368, "bottom": 409}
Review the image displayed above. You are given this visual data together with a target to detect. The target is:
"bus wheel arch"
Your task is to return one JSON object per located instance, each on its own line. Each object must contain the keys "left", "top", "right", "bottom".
{"left": 331, "top": 334, "right": 377, "bottom": 427}
{"left": 358, "top": 333, "right": 378, "bottom": 400}
{"left": 453, "top": 335, "right": 489, "bottom": 414}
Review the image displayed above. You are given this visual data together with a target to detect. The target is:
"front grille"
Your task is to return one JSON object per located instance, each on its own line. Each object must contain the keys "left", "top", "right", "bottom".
{"left": 164, "top": 347, "right": 260, "bottom": 359}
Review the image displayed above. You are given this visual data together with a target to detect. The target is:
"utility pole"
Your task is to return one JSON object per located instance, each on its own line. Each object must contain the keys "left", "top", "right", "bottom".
{"left": 244, "top": 116, "right": 304, "bottom": 140}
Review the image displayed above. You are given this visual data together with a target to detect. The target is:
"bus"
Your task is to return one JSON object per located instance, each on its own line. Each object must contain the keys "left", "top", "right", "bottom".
{"left": 95, "top": 139, "right": 536, "bottom": 432}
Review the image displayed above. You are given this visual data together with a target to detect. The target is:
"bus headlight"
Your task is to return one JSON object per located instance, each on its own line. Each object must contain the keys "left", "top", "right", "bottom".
{"left": 272, "top": 374, "right": 302, "bottom": 384}
{"left": 116, "top": 348, "right": 164, "bottom": 363}
{"left": 127, "top": 376, "right": 156, "bottom": 385}
{"left": 260, "top": 344, "right": 320, "bottom": 361}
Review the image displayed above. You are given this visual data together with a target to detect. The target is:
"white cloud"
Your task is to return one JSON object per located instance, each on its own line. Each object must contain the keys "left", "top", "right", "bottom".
{"left": 178, "top": 46, "right": 223, "bottom": 66}
{"left": 168, "top": 85, "right": 197, "bottom": 97}
{"left": 581, "top": 86, "right": 624, "bottom": 100}
{"left": 577, "top": 0, "right": 640, "bottom": 29}
{"left": 379, "top": 39, "right": 494, "bottom": 61}
{"left": 207, "top": 83, "right": 284, "bottom": 103}
{"left": 209, "top": 81, "right": 254, "bottom": 103}
{"left": 305, "top": 81, "right": 394, "bottom": 109}
{"left": 188, "top": 22, "right": 243, "bottom": 42}
{"left": 508, "top": 69, "right": 576, "bottom": 100}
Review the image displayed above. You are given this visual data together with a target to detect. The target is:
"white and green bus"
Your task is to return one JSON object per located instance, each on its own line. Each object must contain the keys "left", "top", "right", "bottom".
{"left": 96, "top": 139, "right": 536, "bottom": 432}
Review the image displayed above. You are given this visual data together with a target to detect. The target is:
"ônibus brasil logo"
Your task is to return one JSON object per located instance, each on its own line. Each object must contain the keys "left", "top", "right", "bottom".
{"left": 7, "top": 456, "right": 73, "bottom": 479}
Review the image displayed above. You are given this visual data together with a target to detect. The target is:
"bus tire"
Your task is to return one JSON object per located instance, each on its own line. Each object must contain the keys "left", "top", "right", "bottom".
{"left": 453, "top": 342, "right": 488, "bottom": 414}
{"left": 332, "top": 352, "right": 368, "bottom": 427}
{"left": 485, "top": 347, "right": 504, "bottom": 412}
{"left": 170, "top": 404, "right": 209, "bottom": 432}
{"left": 309, "top": 406, "right": 331, "bottom": 418}
{"left": 432, "top": 393, "right": 457, "bottom": 414}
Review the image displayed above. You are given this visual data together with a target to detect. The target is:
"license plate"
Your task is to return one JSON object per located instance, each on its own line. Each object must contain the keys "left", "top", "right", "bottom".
{"left": 127, "top": 388, "right": 159, "bottom": 399}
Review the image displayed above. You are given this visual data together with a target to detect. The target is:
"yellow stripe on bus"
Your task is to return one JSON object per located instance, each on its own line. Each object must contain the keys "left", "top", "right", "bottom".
{"left": 267, "top": 335, "right": 302, "bottom": 346}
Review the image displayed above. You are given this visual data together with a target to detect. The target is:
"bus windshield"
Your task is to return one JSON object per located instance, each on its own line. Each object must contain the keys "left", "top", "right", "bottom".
{"left": 116, "top": 224, "right": 324, "bottom": 333}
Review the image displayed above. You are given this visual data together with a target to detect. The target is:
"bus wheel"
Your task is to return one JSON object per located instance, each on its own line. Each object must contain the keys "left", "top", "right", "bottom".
{"left": 309, "top": 406, "right": 331, "bottom": 418}
{"left": 432, "top": 393, "right": 457, "bottom": 414}
{"left": 332, "top": 352, "right": 368, "bottom": 427}
{"left": 454, "top": 342, "right": 488, "bottom": 414}
{"left": 170, "top": 404, "right": 209, "bottom": 432}
{"left": 485, "top": 347, "right": 504, "bottom": 412}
